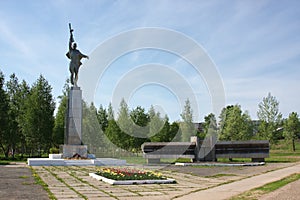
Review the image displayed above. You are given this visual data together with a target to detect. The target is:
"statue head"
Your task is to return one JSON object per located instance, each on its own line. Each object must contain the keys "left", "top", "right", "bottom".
{"left": 72, "top": 43, "right": 77, "bottom": 49}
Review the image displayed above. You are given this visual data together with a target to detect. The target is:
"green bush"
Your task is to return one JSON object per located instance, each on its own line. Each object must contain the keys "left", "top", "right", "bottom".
{"left": 49, "top": 147, "right": 59, "bottom": 154}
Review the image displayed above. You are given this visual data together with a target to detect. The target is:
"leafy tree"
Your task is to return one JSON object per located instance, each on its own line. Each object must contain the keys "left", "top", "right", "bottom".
{"left": 219, "top": 105, "right": 253, "bottom": 141}
{"left": 131, "top": 106, "right": 149, "bottom": 127}
{"left": 97, "top": 104, "right": 108, "bottom": 132}
{"left": 200, "top": 113, "right": 217, "bottom": 139}
{"left": 0, "top": 71, "right": 9, "bottom": 158}
{"left": 130, "top": 106, "right": 150, "bottom": 152}
{"left": 23, "top": 75, "right": 55, "bottom": 156}
{"left": 130, "top": 106, "right": 149, "bottom": 138}
{"left": 180, "top": 99, "right": 196, "bottom": 141}
{"left": 283, "top": 112, "right": 300, "bottom": 151}
{"left": 203, "top": 114, "right": 217, "bottom": 133}
{"left": 257, "top": 92, "right": 282, "bottom": 143}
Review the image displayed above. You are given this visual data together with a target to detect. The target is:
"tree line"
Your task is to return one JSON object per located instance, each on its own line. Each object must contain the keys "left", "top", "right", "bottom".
{"left": 0, "top": 72, "right": 54, "bottom": 158}
{"left": 1, "top": 70, "right": 300, "bottom": 159}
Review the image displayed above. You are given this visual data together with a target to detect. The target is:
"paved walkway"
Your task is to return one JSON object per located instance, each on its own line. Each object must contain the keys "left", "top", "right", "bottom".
{"left": 259, "top": 178, "right": 300, "bottom": 200}
{"left": 33, "top": 166, "right": 227, "bottom": 199}
{"left": 0, "top": 163, "right": 48, "bottom": 200}
{"left": 1, "top": 162, "right": 300, "bottom": 199}
{"left": 175, "top": 163, "right": 300, "bottom": 200}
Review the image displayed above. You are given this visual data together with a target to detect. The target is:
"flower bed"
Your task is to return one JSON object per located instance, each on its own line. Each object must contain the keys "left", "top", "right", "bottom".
{"left": 89, "top": 167, "right": 176, "bottom": 185}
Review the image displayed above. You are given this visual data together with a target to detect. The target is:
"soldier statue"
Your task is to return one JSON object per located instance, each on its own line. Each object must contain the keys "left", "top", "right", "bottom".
{"left": 66, "top": 23, "right": 89, "bottom": 86}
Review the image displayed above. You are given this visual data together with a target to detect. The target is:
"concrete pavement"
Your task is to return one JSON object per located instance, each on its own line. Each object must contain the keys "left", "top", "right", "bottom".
{"left": 175, "top": 163, "right": 300, "bottom": 200}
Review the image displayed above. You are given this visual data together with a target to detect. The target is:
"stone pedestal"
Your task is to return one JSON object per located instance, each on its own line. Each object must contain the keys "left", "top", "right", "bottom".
{"left": 191, "top": 136, "right": 216, "bottom": 161}
{"left": 62, "top": 86, "right": 87, "bottom": 158}
{"left": 62, "top": 145, "right": 88, "bottom": 158}
{"left": 65, "top": 87, "right": 82, "bottom": 145}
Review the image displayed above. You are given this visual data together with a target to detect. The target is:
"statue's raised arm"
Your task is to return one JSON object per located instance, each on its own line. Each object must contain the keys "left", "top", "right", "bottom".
{"left": 68, "top": 23, "right": 74, "bottom": 51}
{"left": 66, "top": 23, "right": 89, "bottom": 86}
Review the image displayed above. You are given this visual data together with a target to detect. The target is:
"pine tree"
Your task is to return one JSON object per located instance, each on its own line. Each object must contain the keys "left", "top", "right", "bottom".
{"left": 6, "top": 74, "right": 21, "bottom": 158}
{"left": 23, "top": 75, "right": 55, "bottom": 156}
{"left": 107, "top": 102, "right": 114, "bottom": 121}
{"left": 148, "top": 105, "right": 165, "bottom": 140}
{"left": 97, "top": 104, "right": 108, "bottom": 132}
{"left": 82, "top": 102, "right": 103, "bottom": 153}
{"left": 180, "top": 99, "right": 196, "bottom": 142}
{"left": 0, "top": 71, "right": 9, "bottom": 158}
{"left": 16, "top": 80, "right": 30, "bottom": 157}
{"left": 117, "top": 99, "right": 132, "bottom": 137}
{"left": 53, "top": 95, "right": 67, "bottom": 147}
{"left": 53, "top": 80, "right": 69, "bottom": 148}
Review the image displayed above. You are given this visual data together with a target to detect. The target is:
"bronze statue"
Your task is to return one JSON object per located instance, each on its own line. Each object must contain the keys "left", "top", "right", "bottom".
{"left": 66, "top": 23, "right": 89, "bottom": 86}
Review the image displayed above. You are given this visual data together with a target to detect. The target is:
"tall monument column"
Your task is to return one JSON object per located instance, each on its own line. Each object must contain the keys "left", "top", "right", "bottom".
{"left": 62, "top": 23, "right": 89, "bottom": 158}
{"left": 65, "top": 87, "right": 82, "bottom": 145}
{"left": 62, "top": 86, "right": 88, "bottom": 158}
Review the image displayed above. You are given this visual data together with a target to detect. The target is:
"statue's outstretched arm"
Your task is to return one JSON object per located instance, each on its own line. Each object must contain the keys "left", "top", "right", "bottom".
{"left": 82, "top": 54, "right": 89, "bottom": 59}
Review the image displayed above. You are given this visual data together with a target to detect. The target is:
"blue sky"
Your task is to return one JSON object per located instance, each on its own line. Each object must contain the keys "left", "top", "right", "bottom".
{"left": 0, "top": 0, "right": 299, "bottom": 122}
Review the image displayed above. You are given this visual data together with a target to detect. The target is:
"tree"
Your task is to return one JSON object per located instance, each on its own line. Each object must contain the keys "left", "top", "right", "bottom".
{"left": 130, "top": 106, "right": 150, "bottom": 152}
{"left": 219, "top": 105, "right": 253, "bottom": 141}
{"left": 148, "top": 106, "right": 180, "bottom": 142}
{"left": 107, "top": 102, "right": 114, "bottom": 121}
{"left": 5, "top": 74, "right": 22, "bottom": 158}
{"left": 117, "top": 99, "right": 132, "bottom": 138}
{"left": 16, "top": 80, "right": 30, "bottom": 157}
{"left": 105, "top": 99, "right": 133, "bottom": 151}
{"left": 131, "top": 106, "right": 149, "bottom": 127}
{"left": 0, "top": 71, "right": 9, "bottom": 158}
{"left": 180, "top": 99, "right": 196, "bottom": 142}
{"left": 170, "top": 121, "right": 180, "bottom": 141}
{"left": 52, "top": 95, "right": 67, "bottom": 147}
{"left": 97, "top": 104, "right": 108, "bottom": 132}
{"left": 202, "top": 113, "right": 217, "bottom": 138}
{"left": 53, "top": 80, "right": 69, "bottom": 147}
{"left": 23, "top": 75, "right": 55, "bottom": 156}
{"left": 82, "top": 102, "right": 104, "bottom": 153}
{"left": 283, "top": 112, "right": 300, "bottom": 151}
{"left": 148, "top": 105, "right": 165, "bottom": 141}
{"left": 105, "top": 119, "right": 124, "bottom": 149}
{"left": 150, "top": 115, "right": 173, "bottom": 142}
{"left": 257, "top": 92, "right": 282, "bottom": 143}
